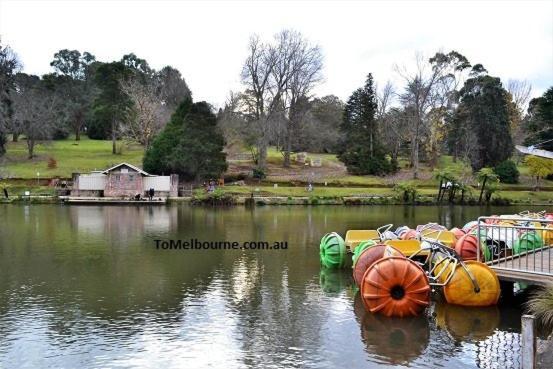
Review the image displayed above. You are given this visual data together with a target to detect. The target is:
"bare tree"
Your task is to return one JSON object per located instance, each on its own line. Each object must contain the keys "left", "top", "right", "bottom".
{"left": 120, "top": 76, "right": 166, "bottom": 148}
{"left": 155, "top": 66, "right": 192, "bottom": 112}
{"left": 240, "top": 35, "right": 278, "bottom": 168}
{"left": 395, "top": 54, "right": 443, "bottom": 178}
{"left": 281, "top": 31, "right": 323, "bottom": 167}
{"left": 507, "top": 79, "right": 532, "bottom": 114}
{"left": 376, "top": 81, "right": 395, "bottom": 119}
{"left": 377, "top": 82, "right": 406, "bottom": 163}
{"left": 507, "top": 79, "right": 532, "bottom": 145}
{"left": 0, "top": 41, "right": 21, "bottom": 153}
{"left": 12, "top": 73, "right": 58, "bottom": 158}
{"left": 240, "top": 30, "right": 323, "bottom": 169}
{"left": 395, "top": 51, "right": 471, "bottom": 177}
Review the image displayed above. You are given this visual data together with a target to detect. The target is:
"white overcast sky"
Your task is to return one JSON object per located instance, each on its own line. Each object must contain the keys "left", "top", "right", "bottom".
{"left": 1, "top": 0, "right": 552, "bottom": 107}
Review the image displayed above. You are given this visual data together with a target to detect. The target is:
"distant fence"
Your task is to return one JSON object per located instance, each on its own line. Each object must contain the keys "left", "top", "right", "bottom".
{"left": 179, "top": 185, "right": 194, "bottom": 197}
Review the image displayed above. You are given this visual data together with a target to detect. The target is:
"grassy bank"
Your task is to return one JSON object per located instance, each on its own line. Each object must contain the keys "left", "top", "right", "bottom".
{"left": 218, "top": 185, "right": 553, "bottom": 205}
{"left": 0, "top": 136, "right": 143, "bottom": 178}
{"left": 1, "top": 137, "right": 552, "bottom": 205}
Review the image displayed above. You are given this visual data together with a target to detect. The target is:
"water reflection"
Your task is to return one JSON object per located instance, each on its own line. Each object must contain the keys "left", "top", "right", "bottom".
{"left": 353, "top": 294, "right": 430, "bottom": 365}
{"left": 0, "top": 204, "right": 540, "bottom": 368}
{"left": 435, "top": 302, "right": 500, "bottom": 342}
{"left": 319, "top": 269, "right": 352, "bottom": 294}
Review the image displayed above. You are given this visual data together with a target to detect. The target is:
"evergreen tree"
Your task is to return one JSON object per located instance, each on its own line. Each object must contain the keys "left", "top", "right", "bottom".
{"left": 143, "top": 99, "right": 227, "bottom": 181}
{"left": 170, "top": 102, "right": 227, "bottom": 181}
{"left": 338, "top": 74, "right": 393, "bottom": 175}
{"left": 453, "top": 75, "right": 514, "bottom": 171}
{"left": 524, "top": 87, "right": 553, "bottom": 151}
{"left": 91, "top": 61, "right": 131, "bottom": 152}
{"left": 143, "top": 97, "right": 192, "bottom": 175}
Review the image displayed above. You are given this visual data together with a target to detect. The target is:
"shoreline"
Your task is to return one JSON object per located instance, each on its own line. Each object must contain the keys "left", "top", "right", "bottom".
{"left": 1, "top": 195, "right": 551, "bottom": 206}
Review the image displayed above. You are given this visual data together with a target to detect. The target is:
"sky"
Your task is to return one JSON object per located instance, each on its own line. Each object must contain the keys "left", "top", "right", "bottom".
{"left": 1, "top": 0, "right": 552, "bottom": 107}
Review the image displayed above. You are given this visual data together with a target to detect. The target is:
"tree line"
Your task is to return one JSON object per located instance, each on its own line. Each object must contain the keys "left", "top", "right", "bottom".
{"left": 0, "top": 42, "right": 192, "bottom": 158}
{"left": 219, "top": 31, "right": 552, "bottom": 181}
{"left": 1, "top": 31, "right": 552, "bottom": 183}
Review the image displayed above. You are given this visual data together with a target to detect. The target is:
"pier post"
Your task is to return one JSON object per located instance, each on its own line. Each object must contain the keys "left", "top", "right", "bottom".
{"left": 521, "top": 314, "right": 537, "bottom": 369}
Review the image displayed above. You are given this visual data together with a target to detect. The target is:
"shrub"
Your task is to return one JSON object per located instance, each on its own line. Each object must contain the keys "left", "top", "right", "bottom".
{"left": 493, "top": 160, "right": 519, "bottom": 184}
{"left": 191, "top": 188, "right": 235, "bottom": 206}
{"left": 252, "top": 168, "right": 266, "bottom": 180}
{"left": 393, "top": 182, "right": 417, "bottom": 203}
{"left": 526, "top": 284, "right": 553, "bottom": 333}
{"left": 339, "top": 147, "right": 394, "bottom": 175}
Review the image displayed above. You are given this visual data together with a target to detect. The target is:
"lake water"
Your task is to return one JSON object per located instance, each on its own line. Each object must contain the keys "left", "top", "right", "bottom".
{"left": 0, "top": 204, "right": 548, "bottom": 369}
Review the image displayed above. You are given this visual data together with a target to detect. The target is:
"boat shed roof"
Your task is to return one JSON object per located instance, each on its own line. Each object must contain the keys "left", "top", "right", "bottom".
{"left": 101, "top": 162, "right": 153, "bottom": 176}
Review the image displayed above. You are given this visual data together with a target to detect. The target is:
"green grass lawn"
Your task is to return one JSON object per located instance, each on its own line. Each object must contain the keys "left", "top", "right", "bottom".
{"left": 0, "top": 136, "right": 144, "bottom": 178}
{"left": 1, "top": 137, "right": 552, "bottom": 196}
{"left": 220, "top": 185, "right": 552, "bottom": 203}
{"left": 224, "top": 185, "right": 396, "bottom": 197}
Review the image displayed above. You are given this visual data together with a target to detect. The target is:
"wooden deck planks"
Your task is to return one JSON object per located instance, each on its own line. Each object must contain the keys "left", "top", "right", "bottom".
{"left": 487, "top": 247, "right": 553, "bottom": 285}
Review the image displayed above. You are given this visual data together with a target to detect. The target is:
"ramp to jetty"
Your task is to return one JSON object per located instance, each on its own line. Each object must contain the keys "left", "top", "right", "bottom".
{"left": 487, "top": 247, "right": 553, "bottom": 285}
{"left": 478, "top": 216, "right": 553, "bottom": 286}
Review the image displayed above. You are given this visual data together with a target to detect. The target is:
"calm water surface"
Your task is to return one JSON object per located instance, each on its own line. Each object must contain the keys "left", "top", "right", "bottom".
{"left": 0, "top": 204, "right": 549, "bottom": 369}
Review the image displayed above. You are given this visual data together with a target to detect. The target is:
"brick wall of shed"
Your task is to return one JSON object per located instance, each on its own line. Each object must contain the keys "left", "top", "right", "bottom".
{"left": 104, "top": 173, "right": 144, "bottom": 197}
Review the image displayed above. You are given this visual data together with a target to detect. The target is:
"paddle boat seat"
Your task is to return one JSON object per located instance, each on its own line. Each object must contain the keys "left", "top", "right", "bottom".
{"left": 345, "top": 230, "right": 380, "bottom": 251}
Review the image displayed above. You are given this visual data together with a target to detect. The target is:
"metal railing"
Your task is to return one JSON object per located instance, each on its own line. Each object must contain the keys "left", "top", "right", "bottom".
{"left": 476, "top": 215, "right": 553, "bottom": 277}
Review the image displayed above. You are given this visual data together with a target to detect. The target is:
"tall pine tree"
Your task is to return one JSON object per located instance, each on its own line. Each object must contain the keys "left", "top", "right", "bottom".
{"left": 453, "top": 75, "right": 514, "bottom": 170}
{"left": 524, "top": 87, "right": 553, "bottom": 151}
{"left": 338, "top": 74, "right": 394, "bottom": 175}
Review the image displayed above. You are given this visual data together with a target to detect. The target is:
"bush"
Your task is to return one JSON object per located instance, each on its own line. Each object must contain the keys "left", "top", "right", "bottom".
{"left": 252, "top": 168, "right": 266, "bottom": 179}
{"left": 191, "top": 188, "right": 236, "bottom": 206}
{"left": 526, "top": 284, "right": 553, "bottom": 333}
{"left": 86, "top": 116, "right": 112, "bottom": 140}
{"left": 52, "top": 126, "right": 70, "bottom": 140}
{"left": 393, "top": 182, "right": 417, "bottom": 203}
{"left": 339, "top": 147, "right": 394, "bottom": 175}
{"left": 493, "top": 160, "right": 519, "bottom": 184}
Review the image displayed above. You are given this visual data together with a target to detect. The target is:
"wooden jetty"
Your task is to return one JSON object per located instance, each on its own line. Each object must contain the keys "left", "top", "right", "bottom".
{"left": 487, "top": 247, "right": 553, "bottom": 285}
{"left": 63, "top": 197, "right": 167, "bottom": 205}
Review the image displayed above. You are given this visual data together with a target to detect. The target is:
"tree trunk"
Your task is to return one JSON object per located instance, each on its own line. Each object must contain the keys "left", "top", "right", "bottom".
{"left": 283, "top": 121, "right": 292, "bottom": 168}
{"left": 0, "top": 133, "right": 6, "bottom": 156}
{"left": 448, "top": 186, "right": 456, "bottom": 203}
{"left": 411, "top": 114, "right": 422, "bottom": 179}
{"left": 437, "top": 179, "right": 443, "bottom": 202}
{"left": 369, "top": 132, "right": 374, "bottom": 157}
{"left": 412, "top": 140, "right": 419, "bottom": 179}
{"left": 12, "top": 132, "right": 18, "bottom": 142}
{"left": 258, "top": 142, "right": 267, "bottom": 170}
{"left": 112, "top": 119, "right": 117, "bottom": 154}
{"left": 478, "top": 177, "right": 487, "bottom": 204}
{"left": 461, "top": 189, "right": 465, "bottom": 204}
{"left": 392, "top": 144, "right": 399, "bottom": 162}
{"left": 74, "top": 110, "right": 84, "bottom": 141}
{"left": 27, "top": 138, "right": 34, "bottom": 159}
